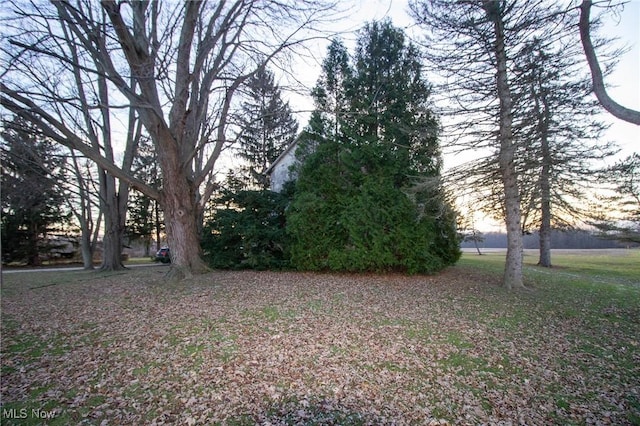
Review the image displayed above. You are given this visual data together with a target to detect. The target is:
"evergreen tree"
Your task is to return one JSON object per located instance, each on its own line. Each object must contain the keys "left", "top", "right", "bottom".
{"left": 312, "top": 39, "right": 352, "bottom": 140}
{"left": 1, "top": 117, "right": 68, "bottom": 265}
{"left": 288, "top": 21, "right": 459, "bottom": 274}
{"left": 202, "top": 183, "right": 292, "bottom": 270}
{"left": 511, "top": 37, "right": 613, "bottom": 266}
{"left": 346, "top": 20, "right": 441, "bottom": 183}
{"left": 237, "top": 67, "right": 298, "bottom": 189}
{"left": 294, "top": 40, "right": 351, "bottom": 172}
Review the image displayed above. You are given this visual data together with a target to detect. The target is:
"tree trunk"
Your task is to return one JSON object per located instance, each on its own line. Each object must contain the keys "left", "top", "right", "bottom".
{"left": 159, "top": 156, "right": 209, "bottom": 279}
{"left": 99, "top": 169, "right": 127, "bottom": 271}
{"left": 485, "top": 0, "right": 524, "bottom": 289}
{"left": 80, "top": 229, "right": 94, "bottom": 270}
{"left": 538, "top": 105, "right": 552, "bottom": 267}
{"left": 538, "top": 198, "right": 552, "bottom": 267}
{"left": 78, "top": 212, "right": 95, "bottom": 270}
{"left": 143, "top": 236, "right": 151, "bottom": 258}
{"left": 69, "top": 153, "right": 98, "bottom": 270}
{"left": 154, "top": 199, "right": 161, "bottom": 251}
{"left": 473, "top": 236, "right": 483, "bottom": 256}
{"left": 27, "top": 223, "right": 41, "bottom": 267}
{"left": 502, "top": 169, "right": 524, "bottom": 289}
{"left": 100, "top": 202, "right": 124, "bottom": 270}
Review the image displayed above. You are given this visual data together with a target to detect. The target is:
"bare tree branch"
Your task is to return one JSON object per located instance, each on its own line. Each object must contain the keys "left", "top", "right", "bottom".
{"left": 0, "top": 84, "right": 159, "bottom": 199}
{"left": 579, "top": 0, "right": 640, "bottom": 125}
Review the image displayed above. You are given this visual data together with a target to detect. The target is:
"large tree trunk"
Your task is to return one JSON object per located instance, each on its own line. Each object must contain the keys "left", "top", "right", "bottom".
{"left": 100, "top": 194, "right": 124, "bottom": 270}
{"left": 80, "top": 229, "right": 94, "bottom": 270}
{"left": 99, "top": 169, "right": 129, "bottom": 271}
{"left": 158, "top": 140, "right": 209, "bottom": 279}
{"left": 160, "top": 179, "right": 209, "bottom": 280}
{"left": 485, "top": 0, "right": 524, "bottom": 289}
{"left": 502, "top": 167, "right": 524, "bottom": 289}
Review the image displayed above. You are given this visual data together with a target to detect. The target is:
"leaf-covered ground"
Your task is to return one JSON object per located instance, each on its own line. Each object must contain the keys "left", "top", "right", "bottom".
{"left": 1, "top": 260, "right": 639, "bottom": 425}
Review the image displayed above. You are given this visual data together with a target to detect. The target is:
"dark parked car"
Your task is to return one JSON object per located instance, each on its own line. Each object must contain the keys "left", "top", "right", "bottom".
{"left": 155, "top": 247, "right": 171, "bottom": 263}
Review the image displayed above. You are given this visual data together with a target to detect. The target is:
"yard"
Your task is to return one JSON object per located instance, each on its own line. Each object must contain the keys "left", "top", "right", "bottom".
{"left": 1, "top": 250, "right": 639, "bottom": 425}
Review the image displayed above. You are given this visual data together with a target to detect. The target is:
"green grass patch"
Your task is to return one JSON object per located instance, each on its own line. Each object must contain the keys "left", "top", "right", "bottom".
{"left": 460, "top": 249, "right": 640, "bottom": 286}
{"left": 6, "top": 336, "right": 46, "bottom": 359}
{"left": 441, "top": 331, "right": 474, "bottom": 349}
{"left": 438, "top": 352, "right": 488, "bottom": 374}
{"left": 241, "top": 304, "right": 297, "bottom": 325}
{"left": 183, "top": 342, "right": 206, "bottom": 357}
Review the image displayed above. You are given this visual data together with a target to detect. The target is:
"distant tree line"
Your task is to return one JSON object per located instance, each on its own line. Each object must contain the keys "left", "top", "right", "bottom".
{"left": 460, "top": 230, "right": 636, "bottom": 251}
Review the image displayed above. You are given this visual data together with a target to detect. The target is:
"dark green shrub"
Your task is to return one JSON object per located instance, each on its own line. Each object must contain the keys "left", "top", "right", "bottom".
{"left": 288, "top": 163, "right": 460, "bottom": 274}
{"left": 202, "top": 189, "right": 291, "bottom": 270}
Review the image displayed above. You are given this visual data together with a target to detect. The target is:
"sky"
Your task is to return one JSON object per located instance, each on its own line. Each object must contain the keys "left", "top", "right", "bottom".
{"left": 286, "top": 0, "right": 639, "bottom": 168}
{"left": 596, "top": 0, "right": 640, "bottom": 160}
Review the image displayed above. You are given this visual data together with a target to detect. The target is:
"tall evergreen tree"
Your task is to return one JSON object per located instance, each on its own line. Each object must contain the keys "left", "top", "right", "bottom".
{"left": 295, "top": 40, "right": 352, "bottom": 170}
{"left": 312, "top": 39, "right": 352, "bottom": 139}
{"left": 1, "top": 117, "right": 68, "bottom": 265}
{"left": 511, "top": 37, "right": 613, "bottom": 267}
{"left": 289, "top": 21, "right": 459, "bottom": 274}
{"left": 346, "top": 20, "right": 441, "bottom": 182}
{"left": 237, "top": 67, "right": 298, "bottom": 189}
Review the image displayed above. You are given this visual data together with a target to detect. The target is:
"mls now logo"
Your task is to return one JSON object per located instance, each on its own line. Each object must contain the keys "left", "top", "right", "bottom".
{"left": 2, "top": 408, "right": 28, "bottom": 419}
{"left": 3, "top": 408, "right": 57, "bottom": 419}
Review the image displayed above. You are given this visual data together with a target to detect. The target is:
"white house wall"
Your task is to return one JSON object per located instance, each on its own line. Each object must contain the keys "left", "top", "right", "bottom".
{"left": 269, "top": 146, "right": 298, "bottom": 192}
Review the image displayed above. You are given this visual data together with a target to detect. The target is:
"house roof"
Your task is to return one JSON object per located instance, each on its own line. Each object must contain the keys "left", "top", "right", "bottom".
{"left": 265, "top": 137, "right": 300, "bottom": 176}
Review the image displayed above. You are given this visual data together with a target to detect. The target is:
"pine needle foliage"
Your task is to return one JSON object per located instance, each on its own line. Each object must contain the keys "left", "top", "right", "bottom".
{"left": 203, "top": 185, "right": 292, "bottom": 270}
{"left": 288, "top": 21, "right": 460, "bottom": 274}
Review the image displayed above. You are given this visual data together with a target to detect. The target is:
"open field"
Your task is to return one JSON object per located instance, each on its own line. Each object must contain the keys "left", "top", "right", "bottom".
{"left": 1, "top": 250, "right": 639, "bottom": 425}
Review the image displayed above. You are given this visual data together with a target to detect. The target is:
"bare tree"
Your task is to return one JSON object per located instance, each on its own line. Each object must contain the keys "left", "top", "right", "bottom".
{"left": 578, "top": 0, "right": 640, "bottom": 125}
{"left": 409, "top": 0, "right": 563, "bottom": 288}
{"left": 65, "top": 152, "right": 103, "bottom": 270}
{"left": 1, "top": 0, "right": 338, "bottom": 278}
{"left": 1, "top": 0, "right": 143, "bottom": 271}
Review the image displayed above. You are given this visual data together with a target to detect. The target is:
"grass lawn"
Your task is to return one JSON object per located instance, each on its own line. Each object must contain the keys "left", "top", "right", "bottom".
{"left": 1, "top": 249, "right": 639, "bottom": 425}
